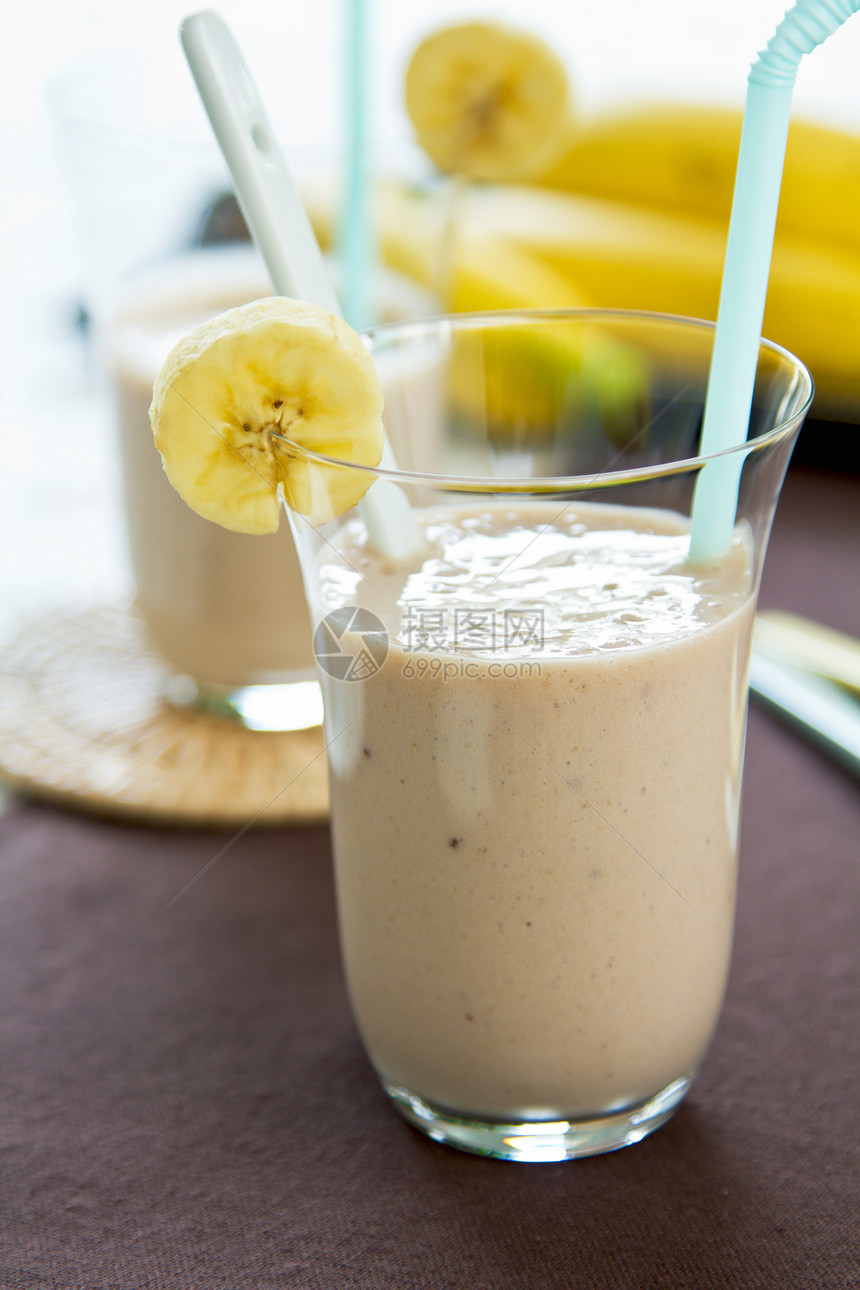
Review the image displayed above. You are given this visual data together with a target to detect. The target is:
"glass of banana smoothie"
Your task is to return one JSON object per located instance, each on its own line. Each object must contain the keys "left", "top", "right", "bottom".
{"left": 286, "top": 310, "right": 812, "bottom": 1161}
{"left": 50, "top": 49, "right": 327, "bottom": 727}
{"left": 52, "top": 46, "right": 427, "bottom": 730}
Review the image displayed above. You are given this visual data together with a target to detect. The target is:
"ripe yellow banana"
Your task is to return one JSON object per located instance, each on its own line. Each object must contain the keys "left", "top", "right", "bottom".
{"left": 303, "top": 179, "right": 591, "bottom": 312}
{"left": 306, "top": 176, "right": 860, "bottom": 412}
{"left": 302, "top": 170, "right": 860, "bottom": 412}
{"left": 537, "top": 103, "right": 860, "bottom": 255}
{"left": 304, "top": 180, "right": 649, "bottom": 434}
{"left": 150, "top": 298, "right": 384, "bottom": 532}
{"left": 433, "top": 183, "right": 860, "bottom": 412}
{"left": 404, "top": 20, "right": 573, "bottom": 182}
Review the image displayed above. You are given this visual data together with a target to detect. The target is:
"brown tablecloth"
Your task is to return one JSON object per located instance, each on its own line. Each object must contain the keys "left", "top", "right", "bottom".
{"left": 1, "top": 468, "right": 858, "bottom": 1290}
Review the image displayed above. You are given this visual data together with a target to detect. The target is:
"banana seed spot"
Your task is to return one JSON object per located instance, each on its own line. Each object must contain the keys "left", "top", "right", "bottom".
{"left": 468, "top": 84, "right": 505, "bottom": 138}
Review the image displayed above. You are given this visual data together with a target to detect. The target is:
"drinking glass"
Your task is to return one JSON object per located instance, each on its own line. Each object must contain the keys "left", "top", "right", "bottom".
{"left": 287, "top": 309, "right": 812, "bottom": 1160}
{"left": 49, "top": 45, "right": 427, "bottom": 730}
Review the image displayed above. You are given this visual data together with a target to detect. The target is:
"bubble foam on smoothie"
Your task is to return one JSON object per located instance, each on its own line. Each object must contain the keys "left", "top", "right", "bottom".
{"left": 317, "top": 502, "right": 753, "bottom": 658}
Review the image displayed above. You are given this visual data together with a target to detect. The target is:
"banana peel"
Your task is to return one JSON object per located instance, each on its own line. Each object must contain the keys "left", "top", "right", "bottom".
{"left": 304, "top": 180, "right": 651, "bottom": 441}
{"left": 448, "top": 183, "right": 860, "bottom": 413}
{"left": 303, "top": 178, "right": 588, "bottom": 309}
{"left": 537, "top": 104, "right": 860, "bottom": 257}
{"left": 307, "top": 171, "right": 860, "bottom": 424}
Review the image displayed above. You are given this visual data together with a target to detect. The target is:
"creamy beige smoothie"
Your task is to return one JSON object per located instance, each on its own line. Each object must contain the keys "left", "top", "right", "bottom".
{"left": 314, "top": 501, "right": 754, "bottom": 1121}
{"left": 109, "top": 252, "right": 315, "bottom": 687}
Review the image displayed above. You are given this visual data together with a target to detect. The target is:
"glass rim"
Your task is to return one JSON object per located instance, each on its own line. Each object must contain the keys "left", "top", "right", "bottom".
{"left": 275, "top": 308, "right": 814, "bottom": 494}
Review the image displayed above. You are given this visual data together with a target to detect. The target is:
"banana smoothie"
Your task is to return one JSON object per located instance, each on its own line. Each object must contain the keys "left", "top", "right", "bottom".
{"left": 145, "top": 294, "right": 811, "bottom": 1153}
{"left": 111, "top": 254, "right": 314, "bottom": 687}
{"left": 315, "top": 501, "right": 755, "bottom": 1121}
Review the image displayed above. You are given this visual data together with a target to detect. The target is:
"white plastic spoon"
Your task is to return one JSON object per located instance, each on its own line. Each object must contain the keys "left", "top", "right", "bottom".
{"left": 180, "top": 8, "right": 421, "bottom": 558}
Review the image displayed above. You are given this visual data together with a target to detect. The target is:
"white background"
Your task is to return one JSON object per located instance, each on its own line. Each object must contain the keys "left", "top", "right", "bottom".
{"left": 2, "top": 0, "right": 860, "bottom": 630}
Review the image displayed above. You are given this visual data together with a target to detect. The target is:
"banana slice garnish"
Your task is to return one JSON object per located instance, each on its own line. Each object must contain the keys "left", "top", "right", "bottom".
{"left": 149, "top": 297, "right": 384, "bottom": 533}
{"left": 404, "top": 20, "right": 572, "bottom": 183}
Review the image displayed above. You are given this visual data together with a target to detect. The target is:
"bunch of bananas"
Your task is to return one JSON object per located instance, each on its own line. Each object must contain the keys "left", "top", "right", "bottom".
{"left": 532, "top": 104, "right": 860, "bottom": 413}
{"left": 377, "top": 23, "right": 860, "bottom": 417}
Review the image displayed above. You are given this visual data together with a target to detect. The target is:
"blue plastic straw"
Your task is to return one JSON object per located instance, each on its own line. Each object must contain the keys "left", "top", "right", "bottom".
{"left": 338, "top": 0, "right": 376, "bottom": 330}
{"left": 688, "top": 0, "right": 860, "bottom": 564}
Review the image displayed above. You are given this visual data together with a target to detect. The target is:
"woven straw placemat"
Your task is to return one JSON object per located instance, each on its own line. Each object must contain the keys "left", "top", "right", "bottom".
{"left": 0, "top": 604, "right": 328, "bottom": 827}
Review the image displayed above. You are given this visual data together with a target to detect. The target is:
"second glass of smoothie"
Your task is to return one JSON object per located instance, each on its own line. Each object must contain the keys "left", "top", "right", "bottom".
{"left": 286, "top": 310, "right": 812, "bottom": 1161}
{"left": 51, "top": 46, "right": 429, "bottom": 732}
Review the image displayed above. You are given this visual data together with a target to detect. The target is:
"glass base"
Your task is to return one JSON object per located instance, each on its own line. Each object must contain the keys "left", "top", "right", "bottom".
{"left": 383, "top": 1074, "right": 694, "bottom": 1162}
{"left": 164, "top": 674, "right": 324, "bottom": 732}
